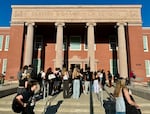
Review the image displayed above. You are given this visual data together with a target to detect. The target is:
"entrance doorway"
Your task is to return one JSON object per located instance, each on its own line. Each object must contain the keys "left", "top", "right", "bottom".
{"left": 70, "top": 64, "right": 81, "bottom": 70}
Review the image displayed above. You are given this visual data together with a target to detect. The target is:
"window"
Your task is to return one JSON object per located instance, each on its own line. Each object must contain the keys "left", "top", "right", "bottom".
{"left": 0, "top": 35, "right": 4, "bottom": 51}
{"left": 70, "top": 36, "right": 81, "bottom": 50}
{"left": 2, "top": 59, "right": 7, "bottom": 74}
{"left": 143, "top": 35, "right": 149, "bottom": 52}
{"left": 109, "top": 35, "right": 118, "bottom": 51}
{"left": 33, "top": 58, "right": 41, "bottom": 74}
{"left": 145, "top": 60, "right": 150, "bottom": 77}
{"left": 34, "top": 35, "right": 43, "bottom": 50}
{"left": 4, "top": 35, "right": 10, "bottom": 51}
{"left": 109, "top": 41, "right": 118, "bottom": 51}
{"left": 110, "top": 59, "right": 119, "bottom": 76}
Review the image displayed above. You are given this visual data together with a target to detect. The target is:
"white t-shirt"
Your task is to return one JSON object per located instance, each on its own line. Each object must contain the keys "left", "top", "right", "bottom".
{"left": 116, "top": 96, "right": 126, "bottom": 112}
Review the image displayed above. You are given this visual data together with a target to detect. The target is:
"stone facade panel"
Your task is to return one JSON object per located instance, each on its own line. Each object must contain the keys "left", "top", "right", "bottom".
{"left": 11, "top": 5, "right": 142, "bottom": 24}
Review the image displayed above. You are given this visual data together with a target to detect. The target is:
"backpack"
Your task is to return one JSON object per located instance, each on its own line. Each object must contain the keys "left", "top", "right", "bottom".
{"left": 12, "top": 95, "right": 24, "bottom": 113}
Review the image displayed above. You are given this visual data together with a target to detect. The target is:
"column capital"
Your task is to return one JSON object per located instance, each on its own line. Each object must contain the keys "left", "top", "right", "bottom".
{"left": 25, "top": 22, "right": 35, "bottom": 26}
{"left": 117, "top": 22, "right": 127, "bottom": 26}
{"left": 55, "top": 22, "right": 65, "bottom": 27}
{"left": 86, "top": 22, "right": 96, "bottom": 27}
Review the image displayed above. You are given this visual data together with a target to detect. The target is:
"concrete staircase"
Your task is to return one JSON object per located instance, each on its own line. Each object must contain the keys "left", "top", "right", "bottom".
{"left": 0, "top": 93, "right": 46, "bottom": 114}
{"left": 0, "top": 87, "right": 150, "bottom": 114}
{"left": 44, "top": 92, "right": 105, "bottom": 114}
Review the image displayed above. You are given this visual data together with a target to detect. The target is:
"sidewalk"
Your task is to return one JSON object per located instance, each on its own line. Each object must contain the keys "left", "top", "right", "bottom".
{"left": 0, "top": 81, "right": 18, "bottom": 98}
{"left": 128, "top": 82, "right": 150, "bottom": 100}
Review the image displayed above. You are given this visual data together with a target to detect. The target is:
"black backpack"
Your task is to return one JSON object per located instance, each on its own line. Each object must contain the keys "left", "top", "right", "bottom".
{"left": 12, "top": 95, "right": 24, "bottom": 113}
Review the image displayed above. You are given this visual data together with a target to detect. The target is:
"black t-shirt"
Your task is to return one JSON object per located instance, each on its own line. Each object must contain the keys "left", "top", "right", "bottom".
{"left": 21, "top": 89, "right": 33, "bottom": 104}
{"left": 19, "top": 78, "right": 28, "bottom": 87}
{"left": 85, "top": 71, "right": 93, "bottom": 81}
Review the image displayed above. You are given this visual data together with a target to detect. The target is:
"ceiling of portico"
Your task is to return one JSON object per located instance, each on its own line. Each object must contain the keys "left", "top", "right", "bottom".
{"left": 11, "top": 5, "right": 142, "bottom": 25}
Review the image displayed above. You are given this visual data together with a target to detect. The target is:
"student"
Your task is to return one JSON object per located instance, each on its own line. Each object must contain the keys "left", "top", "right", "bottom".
{"left": 114, "top": 78, "right": 140, "bottom": 114}
{"left": 17, "top": 66, "right": 28, "bottom": 94}
{"left": 84, "top": 67, "right": 93, "bottom": 94}
{"left": 63, "top": 70, "right": 69, "bottom": 98}
{"left": 72, "top": 67, "right": 82, "bottom": 99}
{"left": 16, "top": 80, "right": 39, "bottom": 114}
{"left": 122, "top": 79, "right": 140, "bottom": 114}
{"left": 113, "top": 79, "right": 126, "bottom": 114}
{"left": 93, "top": 71, "right": 100, "bottom": 94}
{"left": 107, "top": 70, "right": 112, "bottom": 87}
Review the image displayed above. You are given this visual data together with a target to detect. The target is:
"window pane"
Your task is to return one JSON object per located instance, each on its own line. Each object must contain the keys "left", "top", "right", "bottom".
{"left": 34, "top": 35, "right": 43, "bottom": 50}
{"left": 70, "top": 36, "right": 81, "bottom": 50}
{"left": 4, "top": 35, "right": 10, "bottom": 51}
{"left": 143, "top": 35, "right": 148, "bottom": 51}
{"left": 0, "top": 35, "right": 4, "bottom": 51}
{"left": 110, "top": 59, "right": 118, "bottom": 76}
{"left": 2, "top": 59, "right": 7, "bottom": 74}
{"left": 33, "top": 58, "right": 41, "bottom": 74}
{"left": 145, "top": 60, "right": 150, "bottom": 76}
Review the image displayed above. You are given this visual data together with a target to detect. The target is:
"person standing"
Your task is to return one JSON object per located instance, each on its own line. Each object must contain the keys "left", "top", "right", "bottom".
{"left": 113, "top": 79, "right": 126, "bottom": 114}
{"left": 116, "top": 78, "right": 140, "bottom": 114}
{"left": 63, "top": 70, "right": 69, "bottom": 98}
{"left": 129, "top": 70, "right": 136, "bottom": 86}
{"left": 84, "top": 67, "right": 93, "bottom": 94}
{"left": 17, "top": 66, "right": 28, "bottom": 94}
{"left": 107, "top": 70, "right": 112, "bottom": 87}
{"left": 101, "top": 69, "right": 106, "bottom": 90}
{"left": 72, "top": 67, "right": 82, "bottom": 99}
{"left": 45, "top": 67, "right": 54, "bottom": 95}
{"left": 93, "top": 71, "right": 100, "bottom": 94}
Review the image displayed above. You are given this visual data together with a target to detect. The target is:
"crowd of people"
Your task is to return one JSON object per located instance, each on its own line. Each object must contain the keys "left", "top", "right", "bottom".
{"left": 14, "top": 64, "right": 140, "bottom": 114}
{"left": 16, "top": 65, "right": 116, "bottom": 99}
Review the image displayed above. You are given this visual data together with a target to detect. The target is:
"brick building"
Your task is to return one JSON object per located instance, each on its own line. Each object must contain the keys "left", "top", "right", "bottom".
{"left": 0, "top": 5, "right": 150, "bottom": 82}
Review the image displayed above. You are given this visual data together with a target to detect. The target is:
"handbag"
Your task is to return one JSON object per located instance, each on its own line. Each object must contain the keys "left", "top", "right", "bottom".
{"left": 122, "top": 88, "right": 142, "bottom": 114}
{"left": 12, "top": 95, "right": 24, "bottom": 113}
{"left": 126, "top": 105, "right": 141, "bottom": 114}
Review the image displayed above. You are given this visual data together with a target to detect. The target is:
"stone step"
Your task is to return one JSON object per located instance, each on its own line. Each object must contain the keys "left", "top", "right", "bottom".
{"left": 0, "top": 89, "right": 150, "bottom": 114}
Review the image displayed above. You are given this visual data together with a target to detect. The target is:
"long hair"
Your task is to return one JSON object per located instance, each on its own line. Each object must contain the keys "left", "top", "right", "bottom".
{"left": 114, "top": 79, "right": 126, "bottom": 97}
{"left": 72, "top": 67, "right": 80, "bottom": 78}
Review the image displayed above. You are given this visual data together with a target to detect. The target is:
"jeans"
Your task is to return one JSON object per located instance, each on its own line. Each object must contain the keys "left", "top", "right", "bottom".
{"left": 116, "top": 112, "right": 126, "bottom": 114}
{"left": 84, "top": 81, "right": 90, "bottom": 94}
{"left": 93, "top": 80, "right": 99, "bottom": 93}
{"left": 72, "top": 79, "right": 80, "bottom": 99}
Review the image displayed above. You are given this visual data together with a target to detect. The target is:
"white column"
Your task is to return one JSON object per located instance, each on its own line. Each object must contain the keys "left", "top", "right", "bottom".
{"left": 86, "top": 22, "right": 96, "bottom": 72}
{"left": 117, "top": 22, "right": 128, "bottom": 78}
{"left": 55, "top": 22, "right": 65, "bottom": 69}
{"left": 24, "top": 22, "right": 34, "bottom": 66}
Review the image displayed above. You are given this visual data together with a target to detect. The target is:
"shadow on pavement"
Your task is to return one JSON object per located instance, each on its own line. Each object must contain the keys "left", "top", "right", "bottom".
{"left": 45, "top": 100, "right": 63, "bottom": 114}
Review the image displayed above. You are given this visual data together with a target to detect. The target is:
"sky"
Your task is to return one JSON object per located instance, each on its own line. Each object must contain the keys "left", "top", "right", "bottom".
{"left": 0, "top": 0, "right": 150, "bottom": 27}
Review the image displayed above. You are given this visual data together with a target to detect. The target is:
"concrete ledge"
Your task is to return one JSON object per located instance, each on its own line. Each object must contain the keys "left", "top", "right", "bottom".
{"left": 0, "top": 87, "right": 17, "bottom": 98}
{"left": 0, "top": 82, "right": 18, "bottom": 98}
{"left": 129, "top": 86, "right": 150, "bottom": 100}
